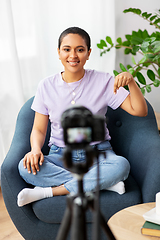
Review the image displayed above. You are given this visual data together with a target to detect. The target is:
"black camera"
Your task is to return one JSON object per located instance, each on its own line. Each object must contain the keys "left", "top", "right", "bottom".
{"left": 61, "top": 105, "right": 105, "bottom": 149}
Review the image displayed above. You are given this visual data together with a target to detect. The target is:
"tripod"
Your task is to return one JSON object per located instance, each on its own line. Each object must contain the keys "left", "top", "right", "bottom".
{"left": 55, "top": 146, "right": 116, "bottom": 240}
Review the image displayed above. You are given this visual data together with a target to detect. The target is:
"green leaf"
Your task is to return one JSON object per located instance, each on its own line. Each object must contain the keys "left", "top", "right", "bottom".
{"left": 154, "top": 19, "right": 160, "bottom": 24}
{"left": 150, "top": 37, "right": 157, "bottom": 43}
{"left": 138, "top": 29, "right": 143, "bottom": 38}
{"left": 142, "top": 29, "right": 149, "bottom": 39}
{"left": 117, "top": 37, "right": 122, "bottom": 44}
{"left": 125, "top": 35, "right": 132, "bottom": 41}
{"left": 119, "top": 63, "right": 127, "bottom": 72}
{"left": 153, "top": 79, "right": 160, "bottom": 87}
{"left": 153, "top": 54, "right": 160, "bottom": 61}
{"left": 140, "top": 46, "right": 149, "bottom": 53}
{"left": 123, "top": 8, "right": 133, "bottom": 13}
{"left": 131, "top": 36, "right": 143, "bottom": 45}
{"left": 146, "top": 85, "right": 152, "bottom": 93}
{"left": 143, "top": 62, "right": 151, "bottom": 67}
{"left": 101, "top": 40, "right": 107, "bottom": 47}
{"left": 131, "top": 55, "right": 136, "bottom": 65}
{"left": 134, "top": 8, "right": 141, "bottom": 15}
{"left": 142, "top": 12, "right": 147, "bottom": 17}
{"left": 122, "top": 41, "right": 130, "bottom": 46}
{"left": 151, "top": 41, "right": 160, "bottom": 53}
{"left": 151, "top": 32, "right": 160, "bottom": 40}
{"left": 154, "top": 47, "right": 160, "bottom": 53}
{"left": 150, "top": 15, "right": 157, "bottom": 21}
{"left": 132, "top": 30, "right": 138, "bottom": 37}
{"left": 97, "top": 39, "right": 107, "bottom": 49}
{"left": 139, "top": 55, "right": 148, "bottom": 64}
{"left": 135, "top": 66, "right": 142, "bottom": 72}
{"left": 127, "top": 65, "right": 132, "bottom": 69}
{"left": 136, "top": 72, "right": 146, "bottom": 85}
{"left": 151, "top": 40, "right": 160, "bottom": 47}
{"left": 141, "top": 41, "right": 150, "bottom": 48}
{"left": 158, "top": 67, "right": 160, "bottom": 77}
{"left": 106, "top": 36, "right": 113, "bottom": 45}
{"left": 97, "top": 43, "right": 103, "bottom": 49}
{"left": 147, "top": 69, "right": 155, "bottom": 81}
{"left": 132, "top": 46, "right": 140, "bottom": 53}
{"left": 100, "top": 52, "right": 105, "bottom": 56}
{"left": 128, "top": 68, "right": 135, "bottom": 75}
{"left": 145, "top": 13, "right": 152, "bottom": 19}
{"left": 141, "top": 87, "right": 145, "bottom": 95}
{"left": 123, "top": 8, "right": 141, "bottom": 15}
{"left": 113, "top": 70, "right": 119, "bottom": 76}
{"left": 124, "top": 48, "right": 131, "bottom": 54}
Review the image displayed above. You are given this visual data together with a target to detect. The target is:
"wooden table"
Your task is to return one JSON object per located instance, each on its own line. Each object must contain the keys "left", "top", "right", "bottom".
{"left": 108, "top": 202, "right": 160, "bottom": 240}
{"left": 155, "top": 112, "right": 160, "bottom": 131}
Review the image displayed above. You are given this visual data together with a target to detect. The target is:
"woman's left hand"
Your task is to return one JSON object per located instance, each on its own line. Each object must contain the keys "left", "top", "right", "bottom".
{"left": 114, "top": 72, "right": 133, "bottom": 94}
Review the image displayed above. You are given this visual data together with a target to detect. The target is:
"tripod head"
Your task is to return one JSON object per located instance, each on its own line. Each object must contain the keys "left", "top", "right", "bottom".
{"left": 63, "top": 145, "right": 94, "bottom": 176}
{"left": 61, "top": 105, "right": 105, "bottom": 176}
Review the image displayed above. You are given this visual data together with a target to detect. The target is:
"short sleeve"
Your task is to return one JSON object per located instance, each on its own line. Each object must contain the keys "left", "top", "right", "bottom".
{"left": 31, "top": 80, "right": 49, "bottom": 115}
{"left": 104, "top": 74, "right": 129, "bottom": 110}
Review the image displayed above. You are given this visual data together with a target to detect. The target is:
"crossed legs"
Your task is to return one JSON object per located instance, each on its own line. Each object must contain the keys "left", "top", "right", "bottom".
{"left": 17, "top": 146, "right": 130, "bottom": 207}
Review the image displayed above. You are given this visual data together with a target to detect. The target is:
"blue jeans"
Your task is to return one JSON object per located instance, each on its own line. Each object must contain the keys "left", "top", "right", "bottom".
{"left": 18, "top": 141, "right": 130, "bottom": 193}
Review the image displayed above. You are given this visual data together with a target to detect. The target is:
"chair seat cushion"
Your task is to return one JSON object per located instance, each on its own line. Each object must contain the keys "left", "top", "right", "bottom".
{"left": 32, "top": 174, "right": 142, "bottom": 223}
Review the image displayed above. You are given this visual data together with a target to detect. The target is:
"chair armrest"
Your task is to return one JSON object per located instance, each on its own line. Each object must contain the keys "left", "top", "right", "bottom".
{"left": 142, "top": 138, "right": 160, "bottom": 202}
{"left": 1, "top": 96, "right": 51, "bottom": 196}
{"left": 107, "top": 100, "right": 160, "bottom": 202}
{"left": 1, "top": 98, "right": 35, "bottom": 197}
{"left": 127, "top": 132, "right": 160, "bottom": 203}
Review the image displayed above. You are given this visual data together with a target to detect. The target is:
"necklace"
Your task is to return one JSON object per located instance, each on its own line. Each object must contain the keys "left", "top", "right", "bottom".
{"left": 62, "top": 73, "right": 84, "bottom": 105}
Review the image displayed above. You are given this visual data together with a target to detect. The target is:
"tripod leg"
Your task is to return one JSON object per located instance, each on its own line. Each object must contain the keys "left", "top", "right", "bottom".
{"left": 92, "top": 201, "right": 101, "bottom": 240}
{"left": 71, "top": 197, "right": 87, "bottom": 240}
{"left": 99, "top": 211, "right": 116, "bottom": 240}
{"left": 56, "top": 207, "right": 72, "bottom": 240}
{"left": 87, "top": 193, "right": 116, "bottom": 240}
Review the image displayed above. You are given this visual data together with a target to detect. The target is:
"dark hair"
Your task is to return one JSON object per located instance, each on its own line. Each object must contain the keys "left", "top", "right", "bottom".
{"left": 58, "top": 27, "right": 91, "bottom": 51}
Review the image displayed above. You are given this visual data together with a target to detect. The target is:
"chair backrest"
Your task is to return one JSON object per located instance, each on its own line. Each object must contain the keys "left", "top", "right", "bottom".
{"left": 107, "top": 100, "right": 158, "bottom": 153}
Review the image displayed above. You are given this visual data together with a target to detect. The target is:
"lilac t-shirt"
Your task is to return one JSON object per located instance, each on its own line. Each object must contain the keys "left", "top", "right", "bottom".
{"left": 31, "top": 69, "right": 129, "bottom": 147}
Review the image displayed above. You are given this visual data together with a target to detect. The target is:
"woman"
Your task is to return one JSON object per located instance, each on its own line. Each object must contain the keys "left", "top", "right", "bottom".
{"left": 17, "top": 27, "right": 147, "bottom": 207}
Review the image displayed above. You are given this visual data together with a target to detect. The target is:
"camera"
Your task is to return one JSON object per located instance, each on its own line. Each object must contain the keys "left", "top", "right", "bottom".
{"left": 61, "top": 105, "right": 105, "bottom": 149}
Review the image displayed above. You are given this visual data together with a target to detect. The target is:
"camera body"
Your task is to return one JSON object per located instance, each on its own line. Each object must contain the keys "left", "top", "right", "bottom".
{"left": 61, "top": 105, "right": 105, "bottom": 149}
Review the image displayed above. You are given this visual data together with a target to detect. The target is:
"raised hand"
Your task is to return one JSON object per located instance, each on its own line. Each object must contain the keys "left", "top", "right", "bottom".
{"left": 114, "top": 72, "right": 133, "bottom": 94}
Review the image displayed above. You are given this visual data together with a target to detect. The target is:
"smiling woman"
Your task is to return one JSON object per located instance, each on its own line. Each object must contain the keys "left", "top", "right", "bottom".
{"left": 17, "top": 26, "right": 147, "bottom": 207}
{"left": 58, "top": 29, "right": 91, "bottom": 83}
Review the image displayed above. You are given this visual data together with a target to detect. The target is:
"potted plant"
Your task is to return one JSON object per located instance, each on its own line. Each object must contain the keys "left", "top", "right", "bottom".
{"left": 97, "top": 8, "right": 160, "bottom": 95}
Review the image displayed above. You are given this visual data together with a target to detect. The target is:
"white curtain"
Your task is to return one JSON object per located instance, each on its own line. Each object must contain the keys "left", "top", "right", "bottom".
{"left": 0, "top": 0, "right": 116, "bottom": 166}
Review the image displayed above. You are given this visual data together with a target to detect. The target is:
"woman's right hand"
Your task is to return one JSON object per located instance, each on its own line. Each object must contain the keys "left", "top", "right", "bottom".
{"left": 23, "top": 150, "right": 44, "bottom": 175}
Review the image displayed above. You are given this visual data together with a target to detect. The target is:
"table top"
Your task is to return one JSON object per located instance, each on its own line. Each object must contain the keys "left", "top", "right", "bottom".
{"left": 108, "top": 202, "right": 160, "bottom": 240}
{"left": 155, "top": 112, "right": 160, "bottom": 130}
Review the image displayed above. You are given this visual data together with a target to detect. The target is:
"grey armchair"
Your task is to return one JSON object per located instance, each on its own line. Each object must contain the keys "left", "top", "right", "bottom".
{"left": 1, "top": 97, "right": 160, "bottom": 240}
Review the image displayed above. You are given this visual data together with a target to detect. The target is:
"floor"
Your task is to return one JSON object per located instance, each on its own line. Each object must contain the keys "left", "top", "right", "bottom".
{"left": 0, "top": 188, "right": 24, "bottom": 240}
